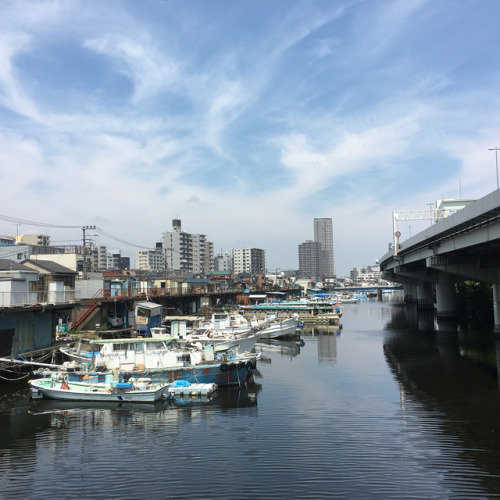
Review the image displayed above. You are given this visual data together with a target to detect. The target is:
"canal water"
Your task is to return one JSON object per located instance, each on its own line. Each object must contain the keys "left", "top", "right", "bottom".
{"left": 2, "top": 296, "right": 500, "bottom": 499}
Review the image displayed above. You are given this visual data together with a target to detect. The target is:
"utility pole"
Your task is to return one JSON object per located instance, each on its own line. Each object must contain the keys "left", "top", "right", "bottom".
{"left": 82, "top": 225, "right": 96, "bottom": 279}
{"left": 426, "top": 202, "right": 435, "bottom": 226}
{"left": 489, "top": 147, "right": 500, "bottom": 190}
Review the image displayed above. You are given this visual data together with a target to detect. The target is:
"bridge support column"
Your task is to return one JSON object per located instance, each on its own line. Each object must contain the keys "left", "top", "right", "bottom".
{"left": 493, "top": 284, "right": 500, "bottom": 335}
{"left": 404, "top": 283, "right": 417, "bottom": 304}
{"left": 435, "top": 273, "right": 457, "bottom": 322}
{"left": 416, "top": 282, "right": 434, "bottom": 310}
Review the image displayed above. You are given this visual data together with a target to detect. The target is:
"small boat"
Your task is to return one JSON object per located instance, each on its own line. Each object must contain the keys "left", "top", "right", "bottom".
{"left": 257, "top": 316, "right": 300, "bottom": 339}
{"left": 29, "top": 376, "right": 168, "bottom": 403}
{"left": 59, "top": 345, "right": 99, "bottom": 364}
{"left": 154, "top": 312, "right": 268, "bottom": 354}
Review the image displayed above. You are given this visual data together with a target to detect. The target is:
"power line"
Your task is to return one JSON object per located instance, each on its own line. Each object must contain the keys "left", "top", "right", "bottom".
{"left": 95, "top": 227, "right": 151, "bottom": 249}
{"left": 0, "top": 214, "right": 153, "bottom": 251}
{"left": 0, "top": 214, "right": 81, "bottom": 229}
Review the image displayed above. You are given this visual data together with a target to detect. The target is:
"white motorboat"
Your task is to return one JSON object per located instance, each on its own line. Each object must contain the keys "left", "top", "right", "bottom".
{"left": 257, "top": 316, "right": 300, "bottom": 339}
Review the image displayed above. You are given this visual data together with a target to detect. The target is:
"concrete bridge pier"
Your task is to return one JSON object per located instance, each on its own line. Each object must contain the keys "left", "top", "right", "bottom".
{"left": 416, "top": 282, "right": 434, "bottom": 310}
{"left": 435, "top": 273, "right": 457, "bottom": 322}
{"left": 403, "top": 282, "right": 417, "bottom": 304}
{"left": 493, "top": 283, "right": 500, "bottom": 335}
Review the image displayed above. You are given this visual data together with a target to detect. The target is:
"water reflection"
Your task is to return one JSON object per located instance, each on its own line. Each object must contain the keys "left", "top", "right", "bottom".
{"left": 384, "top": 307, "right": 500, "bottom": 494}
{"left": 387, "top": 304, "right": 499, "bottom": 374}
{"left": 254, "top": 338, "right": 303, "bottom": 358}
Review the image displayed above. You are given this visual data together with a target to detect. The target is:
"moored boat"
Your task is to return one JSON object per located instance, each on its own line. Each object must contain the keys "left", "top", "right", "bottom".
{"left": 29, "top": 377, "right": 168, "bottom": 403}
{"left": 257, "top": 316, "right": 300, "bottom": 339}
{"left": 83, "top": 337, "right": 257, "bottom": 387}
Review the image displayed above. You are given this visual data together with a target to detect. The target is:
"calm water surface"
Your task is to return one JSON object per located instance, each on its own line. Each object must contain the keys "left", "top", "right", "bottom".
{"left": 2, "top": 298, "right": 500, "bottom": 499}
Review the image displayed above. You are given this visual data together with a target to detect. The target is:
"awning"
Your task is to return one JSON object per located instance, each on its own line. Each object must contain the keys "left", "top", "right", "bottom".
{"left": 135, "top": 301, "right": 162, "bottom": 316}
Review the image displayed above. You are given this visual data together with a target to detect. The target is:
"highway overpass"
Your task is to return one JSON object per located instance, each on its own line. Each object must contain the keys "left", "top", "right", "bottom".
{"left": 379, "top": 189, "right": 500, "bottom": 331}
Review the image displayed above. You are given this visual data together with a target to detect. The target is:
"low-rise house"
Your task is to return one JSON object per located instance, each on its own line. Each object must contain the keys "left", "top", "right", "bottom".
{"left": 22, "top": 259, "right": 77, "bottom": 304}
{"left": 0, "top": 259, "right": 39, "bottom": 307}
{"left": 0, "top": 259, "right": 74, "bottom": 355}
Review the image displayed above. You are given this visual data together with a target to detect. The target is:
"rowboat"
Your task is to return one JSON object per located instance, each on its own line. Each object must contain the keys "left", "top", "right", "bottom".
{"left": 29, "top": 377, "right": 168, "bottom": 403}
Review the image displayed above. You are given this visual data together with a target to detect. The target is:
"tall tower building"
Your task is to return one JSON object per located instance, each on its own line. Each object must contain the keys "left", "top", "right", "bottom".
{"left": 313, "top": 218, "right": 334, "bottom": 277}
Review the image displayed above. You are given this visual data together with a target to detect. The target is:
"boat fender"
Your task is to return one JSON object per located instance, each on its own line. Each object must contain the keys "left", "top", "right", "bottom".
{"left": 228, "top": 363, "right": 236, "bottom": 371}
{"left": 220, "top": 363, "right": 228, "bottom": 372}
{"left": 238, "top": 361, "right": 245, "bottom": 369}
{"left": 245, "top": 360, "right": 253, "bottom": 369}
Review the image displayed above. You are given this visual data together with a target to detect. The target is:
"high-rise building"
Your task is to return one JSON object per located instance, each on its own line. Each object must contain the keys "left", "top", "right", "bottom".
{"left": 314, "top": 218, "right": 334, "bottom": 277}
{"left": 162, "top": 219, "right": 213, "bottom": 274}
{"left": 233, "top": 248, "right": 266, "bottom": 275}
{"left": 298, "top": 240, "right": 321, "bottom": 278}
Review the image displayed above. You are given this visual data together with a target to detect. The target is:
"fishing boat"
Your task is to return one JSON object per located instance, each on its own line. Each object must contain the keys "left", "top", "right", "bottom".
{"left": 81, "top": 337, "right": 257, "bottom": 386}
{"left": 154, "top": 313, "right": 263, "bottom": 353}
{"left": 29, "top": 376, "right": 168, "bottom": 403}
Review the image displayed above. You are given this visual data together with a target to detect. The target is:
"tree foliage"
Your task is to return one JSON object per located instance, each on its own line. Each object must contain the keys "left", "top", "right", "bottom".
{"left": 456, "top": 281, "right": 493, "bottom": 330}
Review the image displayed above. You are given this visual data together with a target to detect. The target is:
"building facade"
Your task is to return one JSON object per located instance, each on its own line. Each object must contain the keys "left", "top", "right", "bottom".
{"left": 135, "top": 249, "right": 165, "bottom": 272}
{"left": 233, "top": 248, "right": 266, "bottom": 275}
{"left": 15, "top": 234, "right": 51, "bottom": 246}
{"left": 314, "top": 217, "right": 335, "bottom": 277}
{"left": 298, "top": 240, "right": 321, "bottom": 278}
{"left": 162, "top": 219, "right": 213, "bottom": 274}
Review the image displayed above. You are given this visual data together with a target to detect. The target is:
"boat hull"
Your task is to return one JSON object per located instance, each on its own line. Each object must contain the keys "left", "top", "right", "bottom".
{"left": 29, "top": 379, "right": 167, "bottom": 403}
{"left": 61, "top": 360, "right": 257, "bottom": 387}
{"left": 259, "top": 318, "right": 299, "bottom": 339}
{"left": 119, "top": 360, "right": 256, "bottom": 386}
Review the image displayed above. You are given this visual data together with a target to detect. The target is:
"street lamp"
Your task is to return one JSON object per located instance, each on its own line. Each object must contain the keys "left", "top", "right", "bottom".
{"left": 489, "top": 147, "right": 500, "bottom": 190}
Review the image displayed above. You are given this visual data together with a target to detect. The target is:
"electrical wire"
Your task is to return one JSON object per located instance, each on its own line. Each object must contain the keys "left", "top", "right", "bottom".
{"left": 0, "top": 214, "right": 152, "bottom": 250}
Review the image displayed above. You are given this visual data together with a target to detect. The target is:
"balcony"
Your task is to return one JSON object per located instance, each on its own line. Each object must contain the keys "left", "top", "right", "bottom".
{"left": 0, "top": 289, "right": 76, "bottom": 308}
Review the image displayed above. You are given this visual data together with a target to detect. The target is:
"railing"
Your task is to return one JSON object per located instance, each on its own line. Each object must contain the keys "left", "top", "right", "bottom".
{"left": 98, "top": 285, "right": 233, "bottom": 299}
{"left": 71, "top": 290, "right": 103, "bottom": 329}
{"left": 0, "top": 290, "right": 76, "bottom": 308}
{"left": 0, "top": 284, "right": 260, "bottom": 308}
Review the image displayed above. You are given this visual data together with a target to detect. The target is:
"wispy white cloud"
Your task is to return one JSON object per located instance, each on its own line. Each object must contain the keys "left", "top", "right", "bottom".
{"left": 1, "top": 0, "right": 500, "bottom": 273}
{"left": 84, "top": 35, "right": 180, "bottom": 103}
{"left": 0, "top": 33, "right": 40, "bottom": 119}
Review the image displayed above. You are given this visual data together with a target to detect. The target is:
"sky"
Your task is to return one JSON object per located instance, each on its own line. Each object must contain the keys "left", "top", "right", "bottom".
{"left": 1, "top": 0, "right": 500, "bottom": 276}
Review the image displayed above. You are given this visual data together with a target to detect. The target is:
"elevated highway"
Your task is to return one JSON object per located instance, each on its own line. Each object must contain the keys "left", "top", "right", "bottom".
{"left": 379, "top": 189, "right": 500, "bottom": 331}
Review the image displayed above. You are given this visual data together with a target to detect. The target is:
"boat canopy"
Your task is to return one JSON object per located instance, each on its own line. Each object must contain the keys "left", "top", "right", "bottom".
{"left": 91, "top": 337, "right": 176, "bottom": 345}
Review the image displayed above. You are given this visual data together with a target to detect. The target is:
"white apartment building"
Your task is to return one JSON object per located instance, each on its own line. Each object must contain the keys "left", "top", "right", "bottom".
{"left": 233, "top": 248, "right": 266, "bottom": 275}
{"left": 135, "top": 249, "right": 165, "bottom": 272}
{"left": 162, "top": 219, "right": 213, "bottom": 274}
{"left": 350, "top": 265, "right": 383, "bottom": 283}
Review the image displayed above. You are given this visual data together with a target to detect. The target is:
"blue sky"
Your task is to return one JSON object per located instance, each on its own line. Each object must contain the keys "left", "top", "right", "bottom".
{"left": 1, "top": 0, "right": 500, "bottom": 276}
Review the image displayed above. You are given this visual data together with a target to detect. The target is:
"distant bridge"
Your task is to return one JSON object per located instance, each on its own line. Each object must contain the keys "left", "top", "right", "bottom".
{"left": 379, "top": 189, "right": 500, "bottom": 331}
